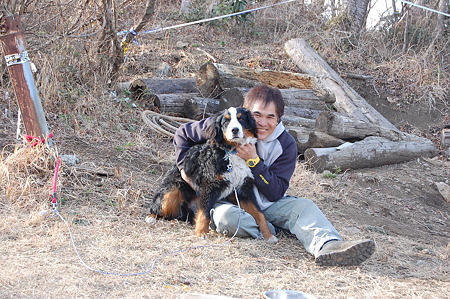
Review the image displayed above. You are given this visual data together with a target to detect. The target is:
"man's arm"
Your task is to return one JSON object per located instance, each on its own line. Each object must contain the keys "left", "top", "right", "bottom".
{"left": 173, "top": 117, "right": 214, "bottom": 168}
{"left": 251, "top": 142, "right": 297, "bottom": 201}
{"left": 237, "top": 131, "right": 297, "bottom": 201}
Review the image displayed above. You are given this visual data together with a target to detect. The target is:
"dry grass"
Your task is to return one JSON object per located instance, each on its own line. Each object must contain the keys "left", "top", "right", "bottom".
{"left": 1, "top": 154, "right": 449, "bottom": 298}
{"left": 0, "top": 143, "right": 57, "bottom": 211}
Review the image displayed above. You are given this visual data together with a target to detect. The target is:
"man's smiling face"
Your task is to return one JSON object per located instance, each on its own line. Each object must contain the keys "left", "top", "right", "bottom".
{"left": 249, "top": 101, "right": 279, "bottom": 140}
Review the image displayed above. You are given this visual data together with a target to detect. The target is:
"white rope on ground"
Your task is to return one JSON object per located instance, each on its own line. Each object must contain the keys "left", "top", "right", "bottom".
{"left": 51, "top": 186, "right": 243, "bottom": 276}
{"left": 141, "top": 110, "right": 195, "bottom": 137}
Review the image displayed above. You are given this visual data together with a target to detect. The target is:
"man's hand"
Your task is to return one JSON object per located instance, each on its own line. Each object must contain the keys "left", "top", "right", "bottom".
{"left": 237, "top": 143, "right": 258, "bottom": 161}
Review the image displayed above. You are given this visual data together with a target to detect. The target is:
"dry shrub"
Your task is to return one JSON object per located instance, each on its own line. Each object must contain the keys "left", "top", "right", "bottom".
{"left": 0, "top": 143, "right": 58, "bottom": 210}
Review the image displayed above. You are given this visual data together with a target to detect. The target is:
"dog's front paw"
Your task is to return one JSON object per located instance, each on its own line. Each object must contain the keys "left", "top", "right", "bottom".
{"left": 265, "top": 235, "right": 279, "bottom": 244}
{"left": 195, "top": 229, "right": 209, "bottom": 239}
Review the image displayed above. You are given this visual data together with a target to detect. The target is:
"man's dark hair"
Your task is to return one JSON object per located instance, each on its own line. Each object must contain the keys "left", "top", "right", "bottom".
{"left": 243, "top": 85, "right": 285, "bottom": 120}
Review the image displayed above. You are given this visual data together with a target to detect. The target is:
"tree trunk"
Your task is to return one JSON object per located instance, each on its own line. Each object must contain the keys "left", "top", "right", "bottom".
{"left": 97, "top": 0, "right": 122, "bottom": 84}
{"left": 346, "top": 0, "right": 370, "bottom": 33}
{"left": 304, "top": 136, "right": 438, "bottom": 172}
{"left": 284, "top": 38, "right": 398, "bottom": 130}
{"left": 122, "top": 0, "right": 155, "bottom": 46}
{"left": 434, "top": 0, "right": 447, "bottom": 39}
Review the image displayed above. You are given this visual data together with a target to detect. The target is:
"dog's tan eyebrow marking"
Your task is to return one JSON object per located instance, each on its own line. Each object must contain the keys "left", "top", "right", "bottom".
{"left": 225, "top": 113, "right": 231, "bottom": 119}
{"left": 237, "top": 113, "right": 242, "bottom": 118}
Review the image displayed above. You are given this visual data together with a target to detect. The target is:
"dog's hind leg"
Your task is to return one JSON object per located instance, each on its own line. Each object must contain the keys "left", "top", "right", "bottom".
{"left": 161, "top": 188, "right": 185, "bottom": 218}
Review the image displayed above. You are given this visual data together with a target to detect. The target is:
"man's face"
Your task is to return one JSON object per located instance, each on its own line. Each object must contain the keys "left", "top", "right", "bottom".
{"left": 249, "top": 101, "right": 278, "bottom": 140}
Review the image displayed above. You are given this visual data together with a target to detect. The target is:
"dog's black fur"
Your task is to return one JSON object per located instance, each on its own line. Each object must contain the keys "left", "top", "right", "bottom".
{"left": 147, "top": 107, "right": 277, "bottom": 242}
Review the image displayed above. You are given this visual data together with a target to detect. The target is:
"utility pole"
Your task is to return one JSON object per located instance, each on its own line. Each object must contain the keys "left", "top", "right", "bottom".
{"left": 0, "top": 15, "right": 50, "bottom": 142}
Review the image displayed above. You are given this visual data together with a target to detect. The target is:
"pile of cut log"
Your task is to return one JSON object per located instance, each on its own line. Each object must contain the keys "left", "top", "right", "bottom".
{"left": 128, "top": 39, "right": 437, "bottom": 172}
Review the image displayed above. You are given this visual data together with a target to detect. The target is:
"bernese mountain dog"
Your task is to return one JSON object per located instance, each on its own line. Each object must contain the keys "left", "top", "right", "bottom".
{"left": 148, "top": 107, "right": 278, "bottom": 243}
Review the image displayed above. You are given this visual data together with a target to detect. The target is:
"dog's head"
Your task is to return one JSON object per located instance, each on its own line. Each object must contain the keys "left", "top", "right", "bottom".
{"left": 206, "top": 107, "right": 258, "bottom": 146}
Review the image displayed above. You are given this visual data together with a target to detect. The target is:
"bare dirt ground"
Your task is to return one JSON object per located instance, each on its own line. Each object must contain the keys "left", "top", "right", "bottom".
{"left": 1, "top": 18, "right": 449, "bottom": 299}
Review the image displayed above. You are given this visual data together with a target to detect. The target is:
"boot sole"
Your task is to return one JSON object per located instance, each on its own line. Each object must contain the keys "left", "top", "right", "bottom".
{"left": 315, "top": 240, "right": 375, "bottom": 267}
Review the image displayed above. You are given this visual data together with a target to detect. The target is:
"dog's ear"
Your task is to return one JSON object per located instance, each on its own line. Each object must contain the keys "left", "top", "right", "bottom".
{"left": 245, "top": 109, "right": 258, "bottom": 138}
{"left": 205, "top": 112, "right": 224, "bottom": 143}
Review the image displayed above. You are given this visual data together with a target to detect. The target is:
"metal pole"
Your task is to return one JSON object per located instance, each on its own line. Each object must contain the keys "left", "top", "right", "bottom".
{"left": 0, "top": 15, "right": 50, "bottom": 142}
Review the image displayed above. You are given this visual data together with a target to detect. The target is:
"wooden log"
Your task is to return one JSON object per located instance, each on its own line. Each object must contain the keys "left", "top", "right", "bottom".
{"left": 213, "top": 63, "right": 318, "bottom": 90}
{"left": 130, "top": 78, "right": 198, "bottom": 95}
{"left": 148, "top": 93, "right": 240, "bottom": 117}
{"left": 153, "top": 93, "right": 198, "bottom": 114}
{"left": 284, "top": 39, "right": 398, "bottom": 130}
{"left": 195, "top": 62, "right": 258, "bottom": 95}
{"left": 284, "top": 106, "right": 323, "bottom": 119}
{"left": 442, "top": 128, "right": 450, "bottom": 157}
{"left": 183, "top": 97, "right": 220, "bottom": 119}
{"left": 315, "top": 111, "right": 406, "bottom": 141}
{"left": 286, "top": 126, "right": 314, "bottom": 153}
{"left": 195, "top": 62, "right": 223, "bottom": 98}
{"left": 304, "top": 136, "right": 438, "bottom": 172}
{"left": 219, "top": 88, "right": 244, "bottom": 110}
{"left": 441, "top": 128, "right": 450, "bottom": 149}
{"left": 307, "top": 131, "right": 345, "bottom": 148}
{"left": 238, "top": 87, "right": 330, "bottom": 111}
{"left": 282, "top": 115, "right": 316, "bottom": 128}
{"left": 237, "top": 87, "right": 334, "bottom": 103}
{"left": 140, "top": 92, "right": 218, "bottom": 117}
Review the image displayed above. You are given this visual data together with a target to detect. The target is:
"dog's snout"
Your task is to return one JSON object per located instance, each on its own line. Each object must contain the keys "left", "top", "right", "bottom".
{"left": 231, "top": 127, "right": 240, "bottom": 135}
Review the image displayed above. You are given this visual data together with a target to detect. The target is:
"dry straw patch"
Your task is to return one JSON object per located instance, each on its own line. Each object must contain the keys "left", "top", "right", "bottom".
{"left": 0, "top": 143, "right": 58, "bottom": 211}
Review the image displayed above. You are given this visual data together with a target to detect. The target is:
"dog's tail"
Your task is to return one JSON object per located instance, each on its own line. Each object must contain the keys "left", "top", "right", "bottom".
{"left": 146, "top": 165, "right": 196, "bottom": 223}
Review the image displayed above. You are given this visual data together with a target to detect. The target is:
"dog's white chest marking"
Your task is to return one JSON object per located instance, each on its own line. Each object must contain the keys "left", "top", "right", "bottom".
{"left": 224, "top": 155, "right": 253, "bottom": 187}
{"left": 218, "top": 154, "right": 253, "bottom": 201}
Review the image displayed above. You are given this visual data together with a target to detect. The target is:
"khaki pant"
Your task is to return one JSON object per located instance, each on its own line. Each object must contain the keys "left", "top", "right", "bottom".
{"left": 210, "top": 195, "right": 342, "bottom": 256}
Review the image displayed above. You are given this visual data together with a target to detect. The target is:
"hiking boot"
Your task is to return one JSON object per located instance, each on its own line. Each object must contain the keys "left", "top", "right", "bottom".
{"left": 315, "top": 239, "right": 375, "bottom": 267}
